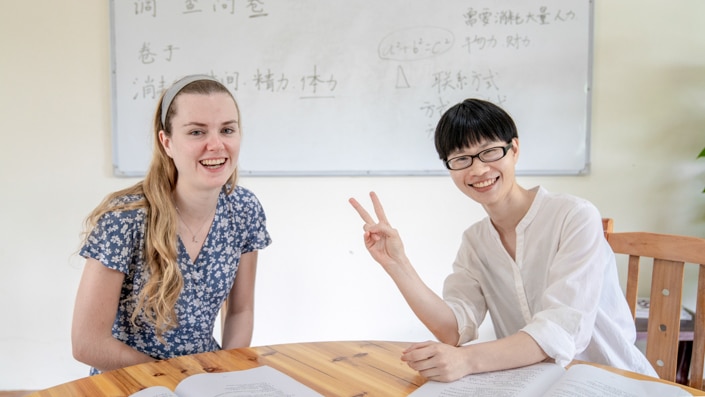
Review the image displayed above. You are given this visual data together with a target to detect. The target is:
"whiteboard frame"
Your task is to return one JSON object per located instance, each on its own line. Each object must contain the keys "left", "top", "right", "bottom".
{"left": 109, "top": 0, "right": 594, "bottom": 177}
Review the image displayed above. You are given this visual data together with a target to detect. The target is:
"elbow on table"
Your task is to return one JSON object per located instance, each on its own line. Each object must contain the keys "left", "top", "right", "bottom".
{"left": 438, "top": 335, "right": 461, "bottom": 347}
{"left": 427, "top": 315, "right": 463, "bottom": 346}
{"left": 71, "top": 327, "right": 101, "bottom": 365}
{"left": 71, "top": 335, "right": 90, "bottom": 364}
{"left": 431, "top": 327, "right": 461, "bottom": 346}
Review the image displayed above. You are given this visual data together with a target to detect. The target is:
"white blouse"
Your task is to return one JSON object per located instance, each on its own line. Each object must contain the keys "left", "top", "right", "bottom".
{"left": 443, "top": 186, "right": 657, "bottom": 376}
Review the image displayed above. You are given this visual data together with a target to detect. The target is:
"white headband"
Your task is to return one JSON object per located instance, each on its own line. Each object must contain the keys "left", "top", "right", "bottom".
{"left": 160, "top": 74, "right": 220, "bottom": 127}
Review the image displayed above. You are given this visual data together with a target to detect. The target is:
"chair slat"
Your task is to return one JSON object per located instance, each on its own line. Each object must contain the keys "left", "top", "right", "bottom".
{"left": 645, "top": 259, "right": 684, "bottom": 381}
{"left": 602, "top": 218, "right": 614, "bottom": 237}
{"left": 606, "top": 230, "right": 705, "bottom": 389}
{"left": 625, "top": 255, "right": 640, "bottom": 320}
{"left": 690, "top": 264, "right": 705, "bottom": 390}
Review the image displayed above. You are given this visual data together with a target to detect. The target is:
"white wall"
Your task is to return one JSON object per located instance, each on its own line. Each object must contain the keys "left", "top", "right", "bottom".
{"left": 1, "top": 0, "right": 704, "bottom": 390}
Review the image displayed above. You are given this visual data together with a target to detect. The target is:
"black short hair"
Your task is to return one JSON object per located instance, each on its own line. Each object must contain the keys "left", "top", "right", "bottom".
{"left": 434, "top": 98, "right": 518, "bottom": 161}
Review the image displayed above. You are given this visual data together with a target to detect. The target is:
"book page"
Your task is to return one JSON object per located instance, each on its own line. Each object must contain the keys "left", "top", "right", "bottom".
{"left": 544, "top": 364, "right": 692, "bottom": 397}
{"left": 408, "top": 362, "right": 566, "bottom": 397}
{"left": 129, "top": 386, "right": 178, "bottom": 397}
{"left": 174, "top": 365, "right": 323, "bottom": 397}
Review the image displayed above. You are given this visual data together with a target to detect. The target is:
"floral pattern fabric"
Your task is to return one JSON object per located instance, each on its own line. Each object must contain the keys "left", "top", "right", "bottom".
{"left": 79, "top": 185, "right": 271, "bottom": 375}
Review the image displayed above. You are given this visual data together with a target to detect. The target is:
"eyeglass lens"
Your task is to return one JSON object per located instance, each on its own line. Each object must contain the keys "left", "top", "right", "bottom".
{"left": 445, "top": 143, "right": 511, "bottom": 170}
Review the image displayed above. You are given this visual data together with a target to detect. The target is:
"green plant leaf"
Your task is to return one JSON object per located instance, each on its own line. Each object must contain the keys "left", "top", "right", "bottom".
{"left": 700, "top": 147, "right": 705, "bottom": 193}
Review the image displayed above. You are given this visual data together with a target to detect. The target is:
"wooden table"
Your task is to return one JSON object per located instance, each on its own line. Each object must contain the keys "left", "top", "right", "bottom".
{"left": 27, "top": 340, "right": 704, "bottom": 396}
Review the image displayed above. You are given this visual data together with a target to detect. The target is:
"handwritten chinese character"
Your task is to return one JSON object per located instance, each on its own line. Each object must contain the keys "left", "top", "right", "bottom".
{"left": 182, "top": 0, "right": 203, "bottom": 14}
{"left": 213, "top": 0, "right": 235, "bottom": 14}
{"left": 138, "top": 42, "right": 157, "bottom": 64}
{"left": 247, "top": 0, "right": 268, "bottom": 18}
{"left": 134, "top": 0, "right": 157, "bottom": 17}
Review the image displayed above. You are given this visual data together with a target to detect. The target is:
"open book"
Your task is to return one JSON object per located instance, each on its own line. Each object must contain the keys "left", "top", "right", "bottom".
{"left": 408, "top": 362, "right": 692, "bottom": 397}
{"left": 129, "top": 365, "right": 323, "bottom": 397}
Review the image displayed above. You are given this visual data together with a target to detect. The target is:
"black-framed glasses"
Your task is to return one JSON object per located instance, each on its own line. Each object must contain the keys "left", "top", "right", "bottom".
{"left": 444, "top": 143, "right": 513, "bottom": 170}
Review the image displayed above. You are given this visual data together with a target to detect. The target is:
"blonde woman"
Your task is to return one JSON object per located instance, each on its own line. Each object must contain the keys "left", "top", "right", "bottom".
{"left": 72, "top": 75, "right": 271, "bottom": 374}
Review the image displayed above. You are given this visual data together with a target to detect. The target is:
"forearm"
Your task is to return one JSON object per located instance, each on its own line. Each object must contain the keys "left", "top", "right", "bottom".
{"left": 461, "top": 331, "right": 549, "bottom": 374}
{"left": 402, "top": 331, "right": 549, "bottom": 382}
{"left": 389, "top": 260, "right": 460, "bottom": 345}
{"left": 71, "top": 259, "right": 154, "bottom": 372}
{"left": 222, "top": 252, "right": 256, "bottom": 350}
{"left": 72, "top": 334, "right": 156, "bottom": 372}
{"left": 222, "top": 310, "right": 254, "bottom": 349}
{"left": 349, "top": 193, "right": 460, "bottom": 343}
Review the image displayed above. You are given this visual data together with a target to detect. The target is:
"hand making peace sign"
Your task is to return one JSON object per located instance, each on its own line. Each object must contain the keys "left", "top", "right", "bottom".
{"left": 348, "top": 192, "right": 410, "bottom": 274}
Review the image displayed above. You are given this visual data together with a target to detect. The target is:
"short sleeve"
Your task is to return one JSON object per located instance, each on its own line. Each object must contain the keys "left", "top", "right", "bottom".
{"left": 230, "top": 186, "right": 272, "bottom": 254}
{"left": 79, "top": 208, "right": 145, "bottom": 274}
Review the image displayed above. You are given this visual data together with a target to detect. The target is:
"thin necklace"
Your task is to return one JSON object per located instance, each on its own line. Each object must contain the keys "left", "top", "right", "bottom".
{"left": 175, "top": 206, "right": 215, "bottom": 244}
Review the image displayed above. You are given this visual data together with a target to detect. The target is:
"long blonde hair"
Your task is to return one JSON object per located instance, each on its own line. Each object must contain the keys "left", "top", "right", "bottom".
{"left": 83, "top": 78, "right": 239, "bottom": 338}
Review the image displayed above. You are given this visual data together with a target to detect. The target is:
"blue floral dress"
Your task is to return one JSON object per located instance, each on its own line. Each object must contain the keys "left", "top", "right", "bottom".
{"left": 79, "top": 185, "right": 271, "bottom": 375}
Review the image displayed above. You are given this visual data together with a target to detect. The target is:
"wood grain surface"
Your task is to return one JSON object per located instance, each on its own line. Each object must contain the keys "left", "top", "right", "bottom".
{"left": 26, "top": 340, "right": 705, "bottom": 396}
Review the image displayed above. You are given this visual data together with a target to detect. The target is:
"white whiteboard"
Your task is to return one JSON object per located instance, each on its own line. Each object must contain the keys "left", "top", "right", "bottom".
{"left": 110, "top": 0, "right": 593, "bottom": 176}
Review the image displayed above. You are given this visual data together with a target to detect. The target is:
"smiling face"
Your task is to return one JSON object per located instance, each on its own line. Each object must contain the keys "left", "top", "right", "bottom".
{"left": 434, "top": 99, "right": 521, "bottom": 208}
{"left": 448, "top": 137, "right": 520, "bottom": 207}
{"left": 159, "top": 92, "right": 241, "bottom": 192}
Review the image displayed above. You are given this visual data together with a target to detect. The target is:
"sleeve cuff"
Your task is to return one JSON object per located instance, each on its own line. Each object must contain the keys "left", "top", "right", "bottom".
{"left": 522, "top": 320, "right": 576, "bottom": 367}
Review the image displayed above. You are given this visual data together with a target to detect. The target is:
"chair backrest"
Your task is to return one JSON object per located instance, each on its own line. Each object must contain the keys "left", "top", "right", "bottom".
{"left": 605, "top": 230, "right": 705, "bottom": 389}
{"left": 220, "top": 301, "right": 228, "bottom": 341}
{"left": 602, "top": 217, "right": 613, "bottom": 237}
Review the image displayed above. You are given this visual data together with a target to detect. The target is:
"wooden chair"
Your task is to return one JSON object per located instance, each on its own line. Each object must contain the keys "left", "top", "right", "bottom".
{"left": 605, "top": 228, "right": 705, "bottom": 389}
{"left": 220, "top": 301, "right": 228, "bottom": 341}
{"left": 602, "top": 217, "right": 613, "bottom": 237}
